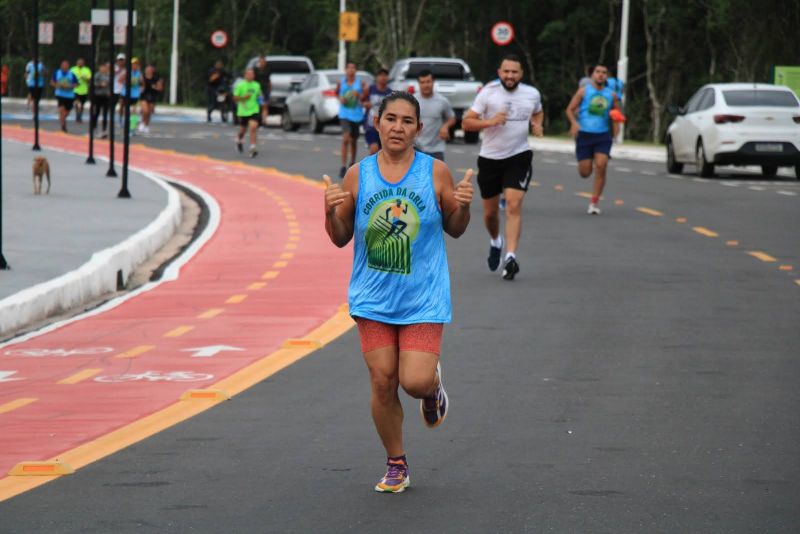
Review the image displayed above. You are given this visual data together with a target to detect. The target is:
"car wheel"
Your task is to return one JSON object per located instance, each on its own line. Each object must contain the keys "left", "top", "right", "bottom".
{"left": 666, "top": 137, "right": 683, "bottom": 174}
{"left": 761, "top": 165, "right": 778, "bottom": 177}
{"left": 281, "top": 109, "right": 298, "bottom": 132}
{"left": 796, "top": 164, "right": 800, "bottom": 180}
{"left": 310, "top": 108, "right": 323, "bottom": 134}
{"left": 695, "top": 141, "right": 714, "bottom": 177}
{"left": 464, "top": 130, "right": 480, "bottom": 144}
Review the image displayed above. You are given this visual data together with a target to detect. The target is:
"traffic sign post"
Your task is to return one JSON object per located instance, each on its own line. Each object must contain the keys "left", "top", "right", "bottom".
{"left": 79, "top": 21, "right": 92, "bottom": 45}
{"left": 490, "top": 21, "right": 515, "bottom": 46}
{"left": 339, "top": 12, "right": 359, "bottom": 41}
{"left": 210, "top": 30, "right": 228, "bottom": 48}
{"left": 38, "top": 22, "right": 54, "bottom": 45}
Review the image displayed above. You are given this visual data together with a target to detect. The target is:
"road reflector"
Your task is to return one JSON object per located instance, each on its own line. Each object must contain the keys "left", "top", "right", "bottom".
{"left": 675, "top": 217, "right": 687, "bottom": 223}
{"left": 747, "top": 251, "right": 777, "bottom": 262}
{"left": 282, "top": 339, "right": 322, "bottom": 349}
{"left": 554, "top": 185, "right": 564, "bottom": 191}
{"left": 180, "top": 389, "right": 230, "bottom": 402}
{"left": 614, "top": 199, "right": 624, "bottom": 205}
{"left": 726, "top": 240, "right": 739, "bottom": 247}
{"left": 779, "top": 265, "right": 793, "bottom": 271}
{"left": 9, "top": 461, "right": 74, "bottom": 476}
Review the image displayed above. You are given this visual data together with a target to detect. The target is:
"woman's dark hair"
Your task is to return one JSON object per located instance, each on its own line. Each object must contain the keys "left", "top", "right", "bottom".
{"left": 377, "top": 91, "right": 420, "bottom": 122}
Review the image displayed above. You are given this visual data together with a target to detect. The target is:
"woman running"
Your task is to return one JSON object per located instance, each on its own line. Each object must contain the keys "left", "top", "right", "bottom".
{"left": 322, "top": 91, "right": 473, "bottom": 493}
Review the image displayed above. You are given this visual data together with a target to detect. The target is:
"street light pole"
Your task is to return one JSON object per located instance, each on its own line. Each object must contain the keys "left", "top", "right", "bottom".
{"left": 616, "top": 0, "right": 630, "bottom": 144}
{"left": 337, "top": 0, "right": 346, "bottom": 71}
{"left": 118, "top": 0, "right": 133, "bottom": 199}
{"left": 1, "top": 95, "right": 9, "bottom": 270}
{"left": 169, "top": 0, "right": 178, "bottom": 105}
{"left": 86, "top": 0, "right": 97, "bottom": 164}
{"left": 32, "top": 0, "right": 41, "bottom": 152}
{"left": 106, "top": 0, "right": 117, "bottom": 177}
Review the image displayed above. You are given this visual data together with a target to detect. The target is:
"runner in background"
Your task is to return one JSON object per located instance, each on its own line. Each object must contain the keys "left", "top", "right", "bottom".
{"left": 565, "top": 64, "right": 622, "bottom": 215}
{"left": 362, "top": 68, "right": 392, "bottom": 155}
{"left": 206, "top": 60, "right": 231, "bottom": 123}
{"left": 413, "top": 69, "right": 455, "bottom": 161}
{"left": 112, "top": 53, "right": 126, "bottom": 124}
{"left": 254, "top": 56, "right": 272, "bottom": 127}
{"left": 119, "top": 58, "right": 143, "bottom": 134}
{"left": 51, "top": 60, "right": 78, "bottom": 133}
{"left": 70, "top": 57, "right": 91, "bottom": 123}
{"left": 92, "top": 62, "right": 111, "bottom": 138}
{"left": 335, "top": 61, "right": 368, "bottom": 178}
{"left": 233, "top": 67, "right": 262, "bottom": 158}
{"left": 24, "top": 58, "right": 47, "bottom": 111}
{"left": 139, "top": 64, "right": 164, "bottom": 134}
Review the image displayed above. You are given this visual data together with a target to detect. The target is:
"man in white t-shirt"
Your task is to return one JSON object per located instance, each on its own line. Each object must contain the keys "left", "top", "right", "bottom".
{"left": 112, "top": 53, "right": 127, "bottom": 124}
{"left": 462, "top": 54, "right": 544, "bottom": 281}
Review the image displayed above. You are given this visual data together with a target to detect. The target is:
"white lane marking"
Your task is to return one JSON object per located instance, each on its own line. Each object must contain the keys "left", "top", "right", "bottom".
{"left": 542, "top": 158, "right": 559, "bottom": 164}
{"left": 777, "top": 190, "right": 797, "bottom": 196}
{"left": 641, "top": 170, "right": 657, "bottom": 176}
{"left": 749, "top": 186, "right": 766, "bottom": 191}
{"left": 564, "top": 161, "right": 577, "bottom": 166}
{"left": 720, "top": 181, "right": 740, "bottom": 187}
{"left": 692, "top": 177, "right": 710, "bottom": 183}
{"left": 616, "top": 167, "right": 632, "bottom": 173}
{"left": 452, "top": 148, "right": 465, "bottom": 154}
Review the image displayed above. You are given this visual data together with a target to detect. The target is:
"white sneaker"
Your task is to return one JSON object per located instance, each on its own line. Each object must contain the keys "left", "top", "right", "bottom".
{"left": 587, "top": 203, "right": 601, "bottom": 215}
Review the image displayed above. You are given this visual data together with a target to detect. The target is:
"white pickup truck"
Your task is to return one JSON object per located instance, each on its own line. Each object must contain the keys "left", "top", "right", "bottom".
{"left": 388, "top": 57, "right": 483, "bottom": 143}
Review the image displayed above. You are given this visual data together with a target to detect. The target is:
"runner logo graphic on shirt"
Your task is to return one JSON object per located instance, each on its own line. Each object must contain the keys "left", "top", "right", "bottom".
{"left": 588, "top": 94, "right": 609, "bottom": 116}
{"left": 363, "top": 188, "right": 424, "bottom": 275}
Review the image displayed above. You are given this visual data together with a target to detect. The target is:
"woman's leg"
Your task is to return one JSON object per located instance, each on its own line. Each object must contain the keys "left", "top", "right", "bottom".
{"left": 363, "top": 345, "right": 404, "bottom": 458}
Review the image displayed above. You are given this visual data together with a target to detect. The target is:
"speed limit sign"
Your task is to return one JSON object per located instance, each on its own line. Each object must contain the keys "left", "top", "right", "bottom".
{"left": 210, "top": 30, "right": 228, "bottom": 48}
{"left": 490, "top": 21, "right": 515, "bottom": 46}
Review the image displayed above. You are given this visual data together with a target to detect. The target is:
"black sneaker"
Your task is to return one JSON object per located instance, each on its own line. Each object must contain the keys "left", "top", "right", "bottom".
{"left": 236, "top": 139, "right": 243, "bottom": 153}
{"left": 502, "top": 257, "right": 519, "bottom": 280}
{"left": 339, "top": 166, "right": 347, "bottom": 179}
{"left": 488, "top": 239, "right": 503, "bottom": 272}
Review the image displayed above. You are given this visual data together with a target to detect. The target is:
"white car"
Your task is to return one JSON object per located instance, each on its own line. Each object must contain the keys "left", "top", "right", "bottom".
{"left": 666, "top": 83, "right": 800, "bottom": 178}
{"left": 282, "top": 69, "right": 374, "bottom": 133}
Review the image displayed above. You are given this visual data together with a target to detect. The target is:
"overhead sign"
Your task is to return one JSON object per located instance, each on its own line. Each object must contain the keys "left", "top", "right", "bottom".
{"left": 210, "top": 30, "right": 228, "bottom": 48}
{"left": 339, "top": 11, "right": 359, "bottom": 41}
{"left": 90, "top": 9, "right": 138, "bottom": 26}
{"left": 38, "top": 22, "right": 54, "bottom": 45}
{"left": 490, "top": 21, "right": 515, "bottom": 46}
{"left": 79, "top": 21, "right": 92, "bottom": 45}
{"left": 113, "top": 24, "right": 127, "bottom": 45}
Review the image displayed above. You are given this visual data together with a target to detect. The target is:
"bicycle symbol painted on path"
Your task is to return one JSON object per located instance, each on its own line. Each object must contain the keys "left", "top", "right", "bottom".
{"left": 3, "top": 347, "right": 114, "bottom": 357}
{"left": 94, "top": 371, "right": 214, "bottom": 383}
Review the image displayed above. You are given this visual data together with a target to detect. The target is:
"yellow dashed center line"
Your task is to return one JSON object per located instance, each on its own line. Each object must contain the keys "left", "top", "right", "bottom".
{"left": 554, "top": 185, "right": 564, "bottom": 191}
{"left": 272, "top": 261, "right": 288, "bottom": 268}
{"left": 692, "top": 226, "right": 718, "bottom": 237}
{"left": 779, "top": 265, "right": 793, "bottom": 271}
{"left": 574, "top": 192, "right": 592, "bottom": 199}
{"left": 164, "top": 325, "right": 195, "bottom": 338}
{"left": 747, "top": 251, "right": 777, "bottom": 263}
{"left": 115, "top": 345, "right": 156, "bottom": 359}
{"left": 285, "top": 243, "right": 298, "bottom": 250}
{"left": 614, "top": 199, "right": 624, "bottom": 206}
{"left": 262, "top": 271, "right": 280, "bottom": 280}
{"left": 279, "top": 252, "right": 294, "bottom": 260}
{"left": 0, "top": 398, "right": 37, "bottom": 415}
{"left": 226, "top": 294, "right": 248, "bottom": 304}
{"left": 247, "top": 282, "right": 267, "bottom": 290}
{"left": 676, "top": 217, "right": 687, "bottom": 223}
{"left": 289, "top": 228, "right": 301, "bottom": 235}
{"left": 726, "top": 240, "right": 739, "bottom": 247}
{"left": 197, "top": 308, "right": 225, "bottom": 319}
{"left": 289, "top": 235, "right": 300, "bottom": 242}
{"left": 58, "top": 368, "right": 103, "bottom": 385}
{"left": 636, "top": 207, "right": 664, "bottom": 217}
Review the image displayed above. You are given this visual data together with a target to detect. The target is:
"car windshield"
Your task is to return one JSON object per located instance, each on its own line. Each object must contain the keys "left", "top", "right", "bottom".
{"left": 325, "top": 73, "right": 374, "bottom": 85}
{"left": 267, "top": 61, "right": 312, "bottom": 74}
{"left": 406, "top": 62, "right": 468, "bottom": 80}
{"left": 722, "top": 90, "right": 799, "bottom": 107}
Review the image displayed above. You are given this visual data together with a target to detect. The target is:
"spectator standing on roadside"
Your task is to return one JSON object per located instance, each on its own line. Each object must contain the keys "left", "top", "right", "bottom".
{"left": 92, "top": 62, "right": 112, "bottom": 138}
{"left": 25, "top": 58, "right": 47, "bottom": 111}
{"left": 362, "top": 68, "right": 392, "bottom": 155}
{"left": 207, "top": 60, "right": 231, "bottom": 123}
{"left": 254, "top": 56, "right": 272, "bottom": 126}
{"left": 51, "top": 60, "right": 78, "bottom": 133}
{"left": 70, "top": 57, "right": 91, "bottom": 123}
{"left": 413, "top": 69, "right": 456, "bottom": 162}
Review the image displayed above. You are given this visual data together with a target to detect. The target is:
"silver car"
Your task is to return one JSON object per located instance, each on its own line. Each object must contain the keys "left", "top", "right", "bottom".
{"left": 283, "top": 69, "right": 374, "bottom": 133}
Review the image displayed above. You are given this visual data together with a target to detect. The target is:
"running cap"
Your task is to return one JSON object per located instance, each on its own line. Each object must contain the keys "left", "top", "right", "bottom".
{"left": 116, "top": 53, "right": 126, "bottom": 60}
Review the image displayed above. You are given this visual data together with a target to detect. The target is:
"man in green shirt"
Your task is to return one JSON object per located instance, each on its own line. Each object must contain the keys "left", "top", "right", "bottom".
{"left": 70, "top": 58, "right": 92, "bottom": 123}
{"left": 233, "top": 68, "right": 262, "bottom": 158}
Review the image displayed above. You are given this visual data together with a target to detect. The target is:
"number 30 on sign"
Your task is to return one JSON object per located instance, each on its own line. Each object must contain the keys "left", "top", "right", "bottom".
{"left": 491, "top": 21, "right": 515, "bottom": 46}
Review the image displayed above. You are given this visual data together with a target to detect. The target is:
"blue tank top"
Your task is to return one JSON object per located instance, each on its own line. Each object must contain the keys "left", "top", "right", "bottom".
{"left": 349, "top": 152, "right": 451, "bottom": 325}
{"left": 338, "top": 76, "right": 364, "bottom": 122}
{"left": 53, "top": 69, "right": 77, "bottom": 98}
{"left": 364, "top": 85, "right": 392, "bottom": 127}
{"left": 122, "top": 70, "right": 142, "bottom": 98}
{"left": 578, "top": 84, "right": 614, "bottom": 134}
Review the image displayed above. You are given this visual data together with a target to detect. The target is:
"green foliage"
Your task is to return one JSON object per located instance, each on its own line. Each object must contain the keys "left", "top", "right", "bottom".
{"left": 1, "top": 0, "right": 798, "bottom": 141}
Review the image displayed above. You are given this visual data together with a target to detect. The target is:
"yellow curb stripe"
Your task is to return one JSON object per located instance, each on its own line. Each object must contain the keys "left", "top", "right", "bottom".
{"left": 747, "top": 251, "right": 777, "bottom": 262}
{"left": 0, "top": 306, "right": 354, "bottom": 502}
{"left": 226, "top": 294, "right": 248, "bottom": 304}
{"left": 0, "top": 398, "right": 37, "bottom": 415}
{"left": 114, "top": 345, "right": 156, "bottom": 359}
{"left": 692, "top": 226, "right": 718, "bottom": 237}
{"left": 197, "top": 308, "right": 225, "bottom": 319}
{"left": 57, "top": 369, "right": 103, "bottom": 385}
{"left": 636, "top": 207, "right": 664, "bottom": 217}
{"left": 164, "top": 325, "right": 195, "bottom": 338}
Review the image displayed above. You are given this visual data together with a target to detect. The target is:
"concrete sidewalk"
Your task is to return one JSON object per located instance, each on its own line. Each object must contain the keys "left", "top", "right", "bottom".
{"left": 0, "top": 138, "right": 180, "bottom": 336}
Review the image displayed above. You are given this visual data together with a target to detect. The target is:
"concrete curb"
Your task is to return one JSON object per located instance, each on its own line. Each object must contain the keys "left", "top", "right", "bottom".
{"left": 529, "top": 137, "right": 666, "bottom": 163}
{"left": 0, "top": 164, "right": 182, "bottom": 336}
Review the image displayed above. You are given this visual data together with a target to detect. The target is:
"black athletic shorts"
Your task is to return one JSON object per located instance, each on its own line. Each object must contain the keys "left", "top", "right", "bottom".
{"left": 340, "top": 118, "right": 360, "bottom": 139}
{"left": 56, "top": 96, "right": 75, "bottom": 111}
{"left": 75, "top": 94, "right": 88, "bottom": 104}
{"left": 27, "top": 86, "right": 43, "bottom": 100}
{"left": 239, "top": 113, "right": 260, "bottom": 126}
{"left": 477, "top": 149, "right": 533, "bottom": 199}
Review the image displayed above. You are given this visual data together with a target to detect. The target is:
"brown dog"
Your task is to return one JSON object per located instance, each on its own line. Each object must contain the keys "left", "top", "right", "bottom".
{"left": 32, "top": 156, "right": 50, "bottom": 195}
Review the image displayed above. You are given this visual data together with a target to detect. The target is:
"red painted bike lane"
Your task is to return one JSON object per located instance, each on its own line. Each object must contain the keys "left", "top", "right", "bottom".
{"left": 0, "top": 128, "right": 352, "bottom": 491}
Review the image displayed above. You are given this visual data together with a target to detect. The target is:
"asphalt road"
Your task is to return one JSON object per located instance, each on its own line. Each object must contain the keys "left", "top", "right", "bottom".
{"left": 2, "top": 115, "right": 799, "bottom": 533}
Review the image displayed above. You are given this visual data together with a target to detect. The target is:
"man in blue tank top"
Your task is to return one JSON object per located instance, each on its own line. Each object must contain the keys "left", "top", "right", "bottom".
{"left": 50, "top": 60, "right": 78, "bottom": 133}
{"left": 363, "top": 68, "right": 392, "bottom": 155}
{"left": 336, "top": 61, "right": 368, "bottom": 179}
{"left": 566, "top": 64, "right": 622, "bottom": 215}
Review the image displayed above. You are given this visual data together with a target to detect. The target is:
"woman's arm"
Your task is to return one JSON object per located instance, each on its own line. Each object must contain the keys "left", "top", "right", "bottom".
{"left": 435, "top": 161, "right": 472, "bottom": 238}
{"left": 323, "top": 167, "right": 359, "bottom": 247}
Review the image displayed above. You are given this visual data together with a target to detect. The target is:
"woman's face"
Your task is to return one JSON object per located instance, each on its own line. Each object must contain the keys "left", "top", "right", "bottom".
{"left": 376, "top": 99, "right": 420, "bottom": 152}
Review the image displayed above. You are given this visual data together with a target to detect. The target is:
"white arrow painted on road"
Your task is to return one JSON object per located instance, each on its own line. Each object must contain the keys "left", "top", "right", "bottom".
{"left": 181, "top": 345, "right": 245, "bottom": 358}
{"left": 0, "top": 371, "right": 24, "bottom": 383}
